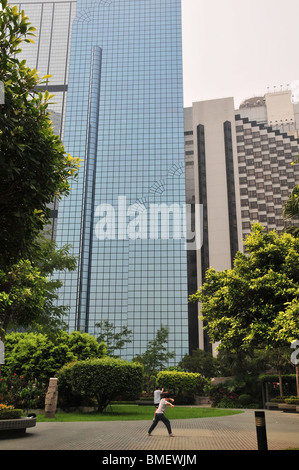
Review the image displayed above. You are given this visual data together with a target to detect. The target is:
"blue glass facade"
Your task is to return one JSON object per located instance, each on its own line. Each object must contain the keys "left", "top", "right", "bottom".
{"left": 56, "top": 0, "right": 189, "bottom": 362}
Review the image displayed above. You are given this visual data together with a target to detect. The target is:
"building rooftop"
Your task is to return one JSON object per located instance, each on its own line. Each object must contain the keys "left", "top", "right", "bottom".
{"left": 239, "top": 96, "right": 265, "bottom": 108}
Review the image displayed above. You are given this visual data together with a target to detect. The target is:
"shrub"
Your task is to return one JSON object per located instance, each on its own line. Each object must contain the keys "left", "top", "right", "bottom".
{"left": 156, "top": 370, "right": 209, "bottom": 404}
{"left": 270, "top": 396, "right": 287, "bottom": 403}
{"left": 0, "top": 374, "right": 46, "bottom": 410}
{"left": 217, "top": 396, "right": 241, "bottom": 409}
{"left": 209, "top": 384, "right": 239, "bottom": 408}
{"left": 285, "top": 396, "right": 299, "bottom": 405}
{"left": 56, "top": 362, "right": 90, "bottom": 408}
{"left": 238, "top": 394, "right": 253, "bottom": 406}
{"left": 59, "top": 357, "right": 144, "bottom": 412}
{"left": 2, "top": 331, "right": 107, "bottom": 383}
{"left": 0, "top": 404, "right": 22, "bottom": 419}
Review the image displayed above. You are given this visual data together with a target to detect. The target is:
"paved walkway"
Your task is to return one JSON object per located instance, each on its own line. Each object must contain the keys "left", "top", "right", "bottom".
{"left": 1, "top": 409, "right": 298, "bottom": 452}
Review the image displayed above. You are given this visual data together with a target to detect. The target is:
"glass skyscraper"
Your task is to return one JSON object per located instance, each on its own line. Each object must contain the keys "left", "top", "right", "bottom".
{"left": 16, "top": 0, "right": 189, "bottom": 363}
{"left": 56, "top": 0, "right": 189, "bottom": 362}
{"left": 14, "top": 0, "right": 76, "bottom": 138}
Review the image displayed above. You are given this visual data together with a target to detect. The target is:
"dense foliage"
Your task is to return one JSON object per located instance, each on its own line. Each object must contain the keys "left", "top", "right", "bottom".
{"left": 156, "top": 370, "right": 209, "bottom": 404}
{"left": 189, "top": 224, "right": 299, "bottom": 353}
{"left": 0, "top": 2, "right": 80, "bottom": 344}
{"left": 1, "top": 331, "right": 107, "bottom": 382}
{"left": 0, "top": 261, "right": 48, "bottom": 336}
{"left": 0, "top": 403, "right": 22, "bottom": 419}
{"left": 0, "top": 0, "right": 81, "bottom": 267}
{"left": 58, "top": 357, "right": 144, "bottom": 412}
{"left": 178, "top": 348, "right": 220, "bottom": 376}
{"left": 0, "top": 374, "right": 45, "bottom": 411}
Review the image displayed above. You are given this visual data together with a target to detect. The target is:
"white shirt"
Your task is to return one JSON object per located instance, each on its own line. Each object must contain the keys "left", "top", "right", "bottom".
{"left": 154, "top": 389, "right": 162, "bottom": 404}
{"left": 156, "top": 398, "right": 168, "bottom": 414}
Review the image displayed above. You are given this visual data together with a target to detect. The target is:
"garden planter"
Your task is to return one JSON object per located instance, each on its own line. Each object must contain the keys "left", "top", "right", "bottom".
{"left": 278, "top": 403, "right": 297, "bottom": 412}
{"left": 265, "top": 401, "right": 279, "bottom": 410}
{"left": 0, "top": 416, "right": 36, "bottom": 438}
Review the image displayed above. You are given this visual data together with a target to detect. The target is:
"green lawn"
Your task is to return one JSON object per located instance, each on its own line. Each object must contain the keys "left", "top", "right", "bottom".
{"left": 36, "top": 405, "right": 243, "bottom": 422}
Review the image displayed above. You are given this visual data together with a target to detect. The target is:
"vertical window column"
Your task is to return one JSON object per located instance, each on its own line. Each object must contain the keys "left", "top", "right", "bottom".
{"left": 224, "top": 121, "right": 239, "bottom": 265}
{"left": 197, "top": 124, "right": 211, "bottom": 353}
{"left": 77, "top": 46, "right": 102, "bottom": 331}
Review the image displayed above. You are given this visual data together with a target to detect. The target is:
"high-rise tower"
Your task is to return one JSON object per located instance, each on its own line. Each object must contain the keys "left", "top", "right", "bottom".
{"left": 54, "top": 0, "right": 189, "bottom": 362}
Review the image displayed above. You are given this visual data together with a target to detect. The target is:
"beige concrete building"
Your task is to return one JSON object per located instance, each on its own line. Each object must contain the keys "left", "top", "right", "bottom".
{"left": 239, "top": 89, "right": 299, "bottom": 138}
{"left": 185, "top": 93, "right": 299, "bottom": 353}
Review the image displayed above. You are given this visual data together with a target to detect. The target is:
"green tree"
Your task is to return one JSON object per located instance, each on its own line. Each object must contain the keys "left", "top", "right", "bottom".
{"left": 62, "top": 330, "right": 107, "bottom": 361}
{"left": 2, "top": 331, "right": 107, "bottom": 382}
{"left": 27, "top": 234, "right": 77, "bottom": 336}
{"left": 133, "top": 326, "right": 175, "bottom": 393}
{"left": 189, "top": 224, "right": 299, "bottom": 354}
{"left": 178, "top": 348, "right": 220, "bottom": 377}
{"left": 270, "top": 299, "right": 299, "bottom": 396}
{"left": 0, "top": 260, "right": 48, "bottom": 339}
{"left": 95, "top": 319, "right": 132, "bottom": 357}
{"left": 216, "top": 349, "right": 269, "bottom": 378}
{"left": 0, "top": 236, "right": 77, "bottom": 348}
{"left": 283, "top": 156, "right": 299, "bottom": 238}
{"left": 0, "top": 0, "right": 81, "bottom": 267}
{"left": 190, "top": 224, "right": 299, "bottom": 396}
{"left": 0, "top": 1, "right": 81, "bottom": 363}
{"left": 69, "top": 357, "right": 144, "bottom": 412}
{"left": 283, "top": 185, "right": 299, "bottom": 221}
{"left": 0, "top": 259, "right": 49, "bottom": 378}
{"left": 2, "top": 332, "right": 74, "bottom": 382}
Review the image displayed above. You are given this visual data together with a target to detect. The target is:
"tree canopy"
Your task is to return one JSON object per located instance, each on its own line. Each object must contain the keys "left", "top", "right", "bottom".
{"left": 0, "top": 260, "right": 48, "bottom": 339}
{"left": 2, "top": 331, "right": 107, "bottom": 382}
{"left": 95, "top": 319, "right": 132, "bottom": 357}
{"left": 0, "top": 1, "right": 80, "bottom": 342}
{"left": 133, "top": 326, "right": 175, "bottom": 393}
{"left": 189, "top": 224, "right": 299, "bottom": 354}
{"left": 0, "top": 0, "right": 81, "bottom": 267}
{"left": 0, "top": 235, "right": 77, "bottom": 341}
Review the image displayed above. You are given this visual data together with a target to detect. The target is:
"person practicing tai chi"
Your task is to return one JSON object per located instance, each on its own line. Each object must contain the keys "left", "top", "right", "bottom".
{"left": 148, "top": 392, "right": 175, "bottom": 437}
{"left": 153, "top": 386, "right": 164, "bottom": 409}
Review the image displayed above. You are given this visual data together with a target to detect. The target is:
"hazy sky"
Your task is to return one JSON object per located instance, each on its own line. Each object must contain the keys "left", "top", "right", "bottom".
{"left": 181, "top": 0, "right": 299, "bottom": 108}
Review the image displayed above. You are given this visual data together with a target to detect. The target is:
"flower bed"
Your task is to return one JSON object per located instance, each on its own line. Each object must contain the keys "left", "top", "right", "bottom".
{"left": 0, "top": 405, "right": 36, "bottom": 438}
{"left": 0, "top": 404, "right": 23, "bottom": 419}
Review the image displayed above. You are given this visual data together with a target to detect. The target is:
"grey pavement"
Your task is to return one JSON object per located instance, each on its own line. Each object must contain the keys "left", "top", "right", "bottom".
{"left": 0, "top": 409, "right": 298, "bottom": 452}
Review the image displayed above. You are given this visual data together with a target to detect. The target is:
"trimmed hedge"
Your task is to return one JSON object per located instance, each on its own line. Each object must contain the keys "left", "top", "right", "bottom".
{"left": 0, "top": 404, "right": 22, "bottom": 420}
{"left": 156, "top": 370, "right": 209, "bottom": 404}
{"left": 259, "top": 374, "right": 297, "bottom": 383}
{"left": 285, "top": 397, "right": 299, "bottom": 405}
{"left": 57, "top": 357, "right": 144, "bottom": 412}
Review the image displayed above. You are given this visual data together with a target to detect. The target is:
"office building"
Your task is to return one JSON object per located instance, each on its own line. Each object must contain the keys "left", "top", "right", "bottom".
{"left": 13, "top": 2, "right": 299, "bottom": 358}
{"left": 53, "top": 0, "right": 189, "bottom": 363}
{"left": 238, "top": 89, "right": 299, "bottom": 139}
{"left": 185, "top": 93, "right": 299, "bottom": 352}
{"left": 14, "top": 0, "right": 190, "bottom": 363}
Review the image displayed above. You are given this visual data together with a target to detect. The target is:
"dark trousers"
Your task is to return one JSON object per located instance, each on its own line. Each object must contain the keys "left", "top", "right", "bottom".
{"left": 148, "top": 413, "right": 172, "bottom": 435}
